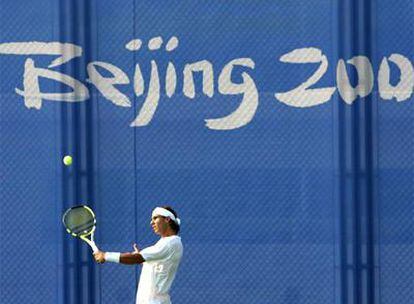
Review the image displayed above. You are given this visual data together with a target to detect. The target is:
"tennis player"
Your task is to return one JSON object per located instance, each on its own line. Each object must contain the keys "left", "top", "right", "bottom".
{"left": 93, "top": 206, "right": 183, "bottom": 304}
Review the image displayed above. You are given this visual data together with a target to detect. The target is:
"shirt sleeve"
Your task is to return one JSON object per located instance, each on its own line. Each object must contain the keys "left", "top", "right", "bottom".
{"left": 140, "top": 239, "right": 170, "bottom": 262}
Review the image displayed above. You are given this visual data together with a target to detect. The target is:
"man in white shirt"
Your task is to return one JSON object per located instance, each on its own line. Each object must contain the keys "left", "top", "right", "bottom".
{"left": 93, "top": 206, "right": 183, "bottom": 304}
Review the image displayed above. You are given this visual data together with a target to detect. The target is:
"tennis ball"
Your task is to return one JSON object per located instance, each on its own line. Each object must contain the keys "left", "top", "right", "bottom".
{"left": 63, "top": 155, "right": 73, "bottom": 166}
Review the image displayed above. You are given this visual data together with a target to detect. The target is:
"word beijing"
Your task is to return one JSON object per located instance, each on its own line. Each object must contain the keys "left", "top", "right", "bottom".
{"left": 0, "top": 37, "right": 412, "bottom": 130}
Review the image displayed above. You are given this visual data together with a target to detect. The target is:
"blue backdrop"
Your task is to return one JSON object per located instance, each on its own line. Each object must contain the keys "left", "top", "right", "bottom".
{"left": 0, "top": 0, "right": 413, "bottom": 303}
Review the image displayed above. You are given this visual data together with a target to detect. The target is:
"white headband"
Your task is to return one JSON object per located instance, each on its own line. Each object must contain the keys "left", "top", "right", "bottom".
{"left": 152, "top": 207, "right": 181, "bottom": 226}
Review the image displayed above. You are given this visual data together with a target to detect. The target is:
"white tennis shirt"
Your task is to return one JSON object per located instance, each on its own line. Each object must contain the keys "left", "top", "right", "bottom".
{"left": 137, "top": 235, "right": 183, "bottom": 304}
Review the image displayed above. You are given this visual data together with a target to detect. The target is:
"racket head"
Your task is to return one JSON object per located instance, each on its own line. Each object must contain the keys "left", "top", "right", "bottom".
{"left": 62, "top": 205, "right": 96, "bottom": 238}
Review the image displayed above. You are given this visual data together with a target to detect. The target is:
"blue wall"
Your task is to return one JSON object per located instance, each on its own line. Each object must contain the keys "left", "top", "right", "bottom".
{"left": 0, "top": 0, "right": 413, "bottom": 303}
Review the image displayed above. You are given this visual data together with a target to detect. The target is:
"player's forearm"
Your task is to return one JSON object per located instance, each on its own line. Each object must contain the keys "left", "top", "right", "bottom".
{"left": 119, "top": 252, "right": 145, "bottom": 265}
{"left": 97, "top": 251, "right": 145, "bottom": 265}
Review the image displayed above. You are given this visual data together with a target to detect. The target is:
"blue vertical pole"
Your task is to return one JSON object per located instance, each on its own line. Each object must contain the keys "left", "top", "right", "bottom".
{"left": 337, "top": 0, "right": 377, "bottom": 303}
{"left": 60, "top": 0, "right": 97, "bottom": 303}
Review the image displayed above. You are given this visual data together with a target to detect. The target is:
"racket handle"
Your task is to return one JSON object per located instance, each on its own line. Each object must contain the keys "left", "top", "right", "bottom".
{"left": 89, "top": 242, "right": 99, "bottom": 254}
{"left": 80, "top": 236, "right": 99, "bottom": 253}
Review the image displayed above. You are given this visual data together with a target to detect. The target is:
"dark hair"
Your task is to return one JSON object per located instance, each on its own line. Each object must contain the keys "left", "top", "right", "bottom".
{"left": 161, "top": 205, "right": 180, "bottom": 234}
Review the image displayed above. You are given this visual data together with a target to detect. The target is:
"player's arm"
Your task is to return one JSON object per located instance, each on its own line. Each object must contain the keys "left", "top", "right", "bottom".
{"left": 119, "top": 252, "right": 145, "bottom": 264}
{"left": 94, "top": 244, "right": 145, "bottom": 265}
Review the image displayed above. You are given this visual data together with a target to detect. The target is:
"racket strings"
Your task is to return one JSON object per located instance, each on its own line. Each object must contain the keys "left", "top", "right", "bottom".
{"left": 63, "top": 207, "right": 96, "bottom": 236}
{"left": 67, "top": 219, "right": 95, "bottom": 235}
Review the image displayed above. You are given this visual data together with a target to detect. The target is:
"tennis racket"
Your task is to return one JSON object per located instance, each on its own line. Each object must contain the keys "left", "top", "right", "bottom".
{"left": 62, "top": 205, "right": 99, "bottom": 253}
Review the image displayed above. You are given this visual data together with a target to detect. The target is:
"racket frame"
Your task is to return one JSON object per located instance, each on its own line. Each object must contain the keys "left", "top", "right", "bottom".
{"left": 63, "top": 205, "right": 99, "bottom": 253}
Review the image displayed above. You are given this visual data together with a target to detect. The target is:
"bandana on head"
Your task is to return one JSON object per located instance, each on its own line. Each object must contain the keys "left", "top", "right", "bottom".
{"left": 152, "top": 207, "right": 181, "bottom": 226}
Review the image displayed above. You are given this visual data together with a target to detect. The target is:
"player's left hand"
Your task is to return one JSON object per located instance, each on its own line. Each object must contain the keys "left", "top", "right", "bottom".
{"left": 93, "top": 251, "right": 106, "bottom": 264}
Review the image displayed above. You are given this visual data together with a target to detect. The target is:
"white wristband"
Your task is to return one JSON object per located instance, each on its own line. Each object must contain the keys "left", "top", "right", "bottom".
{"left": 105, "top": 252, "right": 121, "bottom": 263}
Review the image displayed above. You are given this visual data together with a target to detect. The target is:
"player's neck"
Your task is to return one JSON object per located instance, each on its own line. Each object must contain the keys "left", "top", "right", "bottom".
{"left": 161, "top": 230, "right": 176, "bottom": 238}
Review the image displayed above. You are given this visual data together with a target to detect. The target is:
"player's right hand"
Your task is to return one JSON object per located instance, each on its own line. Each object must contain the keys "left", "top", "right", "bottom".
{"left": 133, "top": 243, "right": 140, "bottom": 253}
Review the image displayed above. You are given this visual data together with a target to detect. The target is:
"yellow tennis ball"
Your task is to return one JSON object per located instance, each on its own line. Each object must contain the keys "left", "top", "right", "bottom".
{"left": 63, "top": 155, "right": 73, "bottom": 166}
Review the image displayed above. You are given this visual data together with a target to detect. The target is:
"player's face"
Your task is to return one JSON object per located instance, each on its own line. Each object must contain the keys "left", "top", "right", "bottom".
{"left": 151, "top": 215, "right": 169, "bottom": 235}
